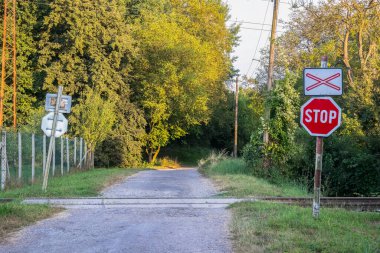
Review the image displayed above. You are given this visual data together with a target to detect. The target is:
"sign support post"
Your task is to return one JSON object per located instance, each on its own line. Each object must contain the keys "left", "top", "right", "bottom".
{"left": 312, "top": 56, "right": 327, "bottom": 218}
{"left": 234, "top": 76, "right": 239, "bottom": 158}
{"left": 42, "top": 86, "right": 63, "bottom": 191}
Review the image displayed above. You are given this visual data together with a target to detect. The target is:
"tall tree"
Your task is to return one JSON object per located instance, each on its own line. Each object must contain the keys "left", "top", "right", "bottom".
{"left": 129, "top": 0, "right": 236, "bottom": 163}
{"left": 38, "top": 0, "right": 146, "bottom": 164}
{"left": 0, "top": 1, "right": 39, "bottom": 127}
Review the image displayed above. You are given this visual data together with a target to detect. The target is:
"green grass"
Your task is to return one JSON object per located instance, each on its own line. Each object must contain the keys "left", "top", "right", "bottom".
{"left": 0, "top": 202, "right": 61, "bottom": 240}
{"left": 230, "top": 201, "right": 380, "bottom": 253}
{"left": 0, "top": 167, "right": 141, "bottom": 198}
{"left": 199, "top": 156, "right": 379, "bottom": 252}
{"left": 0, "top": 167, "right": 140, "bottom": 241}
{"left": 201, "top": 158, "right": 308, "bottom": 197}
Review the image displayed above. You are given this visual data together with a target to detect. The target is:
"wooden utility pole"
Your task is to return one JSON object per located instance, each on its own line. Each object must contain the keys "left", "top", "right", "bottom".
{"left": 234, "top": 76, "right": 239, "bottom": 158}
{"left": 0, "top": 0, "right": 17, "bottom": 128}
{"left": 263, "top": 0, "right": 279, "bottom": 144}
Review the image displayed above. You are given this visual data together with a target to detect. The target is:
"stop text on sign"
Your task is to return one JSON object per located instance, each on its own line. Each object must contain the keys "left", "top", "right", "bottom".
{"left": 300, "top": 97, "right": 341, "bottom": 137}
{"left": 304, "top": 109, "right": 337, "bottom": 124}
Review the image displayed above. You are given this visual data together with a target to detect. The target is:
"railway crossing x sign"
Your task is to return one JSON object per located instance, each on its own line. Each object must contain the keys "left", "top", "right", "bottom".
{"left": 304, "top": 68, "right": 343, "bottom": 96}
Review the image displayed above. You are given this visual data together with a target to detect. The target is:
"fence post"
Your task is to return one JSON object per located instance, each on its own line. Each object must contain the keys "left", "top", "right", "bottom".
{"left": 74, "top": 137, "right": 77, "bottom": 166}
{"left": 1, "top": 131, "right": 6, "bottom": 191}
{"left": 84, "top": 141, "right": 87, "bottom": 169}
{"left": 66, "top": 137, "right": 69, "bottom": 172}
{"left": 79, "top": 138, "right": 83, "bottom": 169}
{"left": 18, "top": 132, "right": 22, "bottom": 183}
{"left": 52, "top": 138, "right": 55, "bottom": 176}
{"left": 43, "top": 135, "right": 46, "bottom": 174}
{"left": 60, "top": 137, "right": 64, "bottom": 176}
{"left": 31, "top": 133, "right": 35, "bottom": 184}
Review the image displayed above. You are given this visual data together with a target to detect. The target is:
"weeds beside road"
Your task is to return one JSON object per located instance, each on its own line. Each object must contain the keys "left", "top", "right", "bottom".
{"left": 199, "top": 154, "right": 380, "bottom": 253}
{"left": 0, "top": 168, "right": 140, "bottom": 199}
{"left": 199, "top": 156, "right": 308, "bottom": 197}
{"left": 231, "top": 201, "right": 379, "bottom": 253}
{"left": 0, "top": 168, "right": 140, "bottom": 241}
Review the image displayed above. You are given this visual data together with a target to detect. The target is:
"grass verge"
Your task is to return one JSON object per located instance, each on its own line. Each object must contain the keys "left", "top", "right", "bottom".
{"left": 0, "top": 167, "right": 140, "bottom": 242}
{"left": 0, "top": 168, "right": 141, "bottom": 199}
{"left": 200, "top": 157, "right": 308, "bottom": 197}
{"left": 0, "top": 202, "right": 62, "bottom": 241}
{"left": 230, "top": 201, "right": 380, "bottom": 253}
{"left": 199, "top": 155, "right": 379, "bottom": 253}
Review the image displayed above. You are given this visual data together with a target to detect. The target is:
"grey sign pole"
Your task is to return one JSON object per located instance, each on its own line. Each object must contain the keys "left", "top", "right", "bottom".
{"left": 1, "top": 131, "right": 6, "bottom": 190}
{"left": 312, "top": 56, "right": 327, "bottom": 218}
{"left": 42, "top": 86, "right": 63, "bottom": 191}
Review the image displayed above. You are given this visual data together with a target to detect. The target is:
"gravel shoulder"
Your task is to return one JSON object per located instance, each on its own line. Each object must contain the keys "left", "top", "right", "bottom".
{"left": 0, "top": 168, "right": 232, "bottom": 253}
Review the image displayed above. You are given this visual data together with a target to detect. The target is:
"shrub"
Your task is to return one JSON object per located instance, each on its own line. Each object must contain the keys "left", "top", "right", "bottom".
{"left": 155, "top": 157, "right": 180, "bottom": 169}
{"left": 198, "top": 150, "right": 229, "bottom": 171}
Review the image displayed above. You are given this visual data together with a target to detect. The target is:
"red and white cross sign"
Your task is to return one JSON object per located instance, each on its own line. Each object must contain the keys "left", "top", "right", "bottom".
{"left": 304, "top": 68, "right": 343, "bottom": 96}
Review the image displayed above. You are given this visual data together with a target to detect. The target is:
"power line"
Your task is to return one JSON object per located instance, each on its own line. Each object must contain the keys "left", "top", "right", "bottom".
{"left": 244, "top": 0, "right": 271, "bottom": 77}
{"left": 249, "top": 34, "right": 270, "bottom": 79}
{"left": 227, "top": 20, "right": 272, "bottom": 27}
{"left": 236, "top": 27, "right": 272, "bottom": 32}
{"left": 227, "top": 20, "right": 284, "bottom": 28}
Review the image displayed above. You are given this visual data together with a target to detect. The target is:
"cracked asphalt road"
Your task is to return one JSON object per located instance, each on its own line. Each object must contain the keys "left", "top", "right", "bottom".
{"left": 0, "top": 168, "right": 232, "bottom": 253}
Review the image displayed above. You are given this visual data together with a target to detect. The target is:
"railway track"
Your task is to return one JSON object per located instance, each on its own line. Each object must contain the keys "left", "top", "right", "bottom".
{"left": 2, "top": 197, "right": 380, "bottom": 211}
{"left": 0, "top": 198, "right": 13, "bottom": 203}
{"left": 257, "top": 197, "right": 380, "bottom": 211}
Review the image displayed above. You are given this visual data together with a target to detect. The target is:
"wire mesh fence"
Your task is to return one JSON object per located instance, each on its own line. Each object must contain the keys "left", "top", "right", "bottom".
{"left": 0, "top": 130, "right": 87, "bottom": 191}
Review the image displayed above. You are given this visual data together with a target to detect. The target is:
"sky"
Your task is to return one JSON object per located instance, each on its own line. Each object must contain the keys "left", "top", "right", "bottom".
{"left": 224, "top": 0, "right": 293, "bottom": 78}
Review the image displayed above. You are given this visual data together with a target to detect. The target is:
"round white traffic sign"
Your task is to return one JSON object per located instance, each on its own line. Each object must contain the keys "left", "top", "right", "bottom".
{"left": 41, "top": 112, "right": 68, "bottom": 137}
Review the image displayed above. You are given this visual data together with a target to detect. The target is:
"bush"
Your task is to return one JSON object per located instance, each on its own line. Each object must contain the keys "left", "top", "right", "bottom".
{"left": 206, "top": 158, "right": 250, "bottom": 175}
{"left": 198, "top": 150, "right": 229, "bottom": 171}
{"left": 322, "top": 134, "right": 380, "bottom": 196}
{"left": 154, "top": 157, "right": 180, "bottom": 169}
{"left": 287, "top": 131, "right": 380, "bottom": 196}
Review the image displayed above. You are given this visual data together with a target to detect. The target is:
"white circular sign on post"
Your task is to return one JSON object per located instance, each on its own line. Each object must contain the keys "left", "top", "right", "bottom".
{"left": 41, "top": 112, "right": 68, "bottom": 137}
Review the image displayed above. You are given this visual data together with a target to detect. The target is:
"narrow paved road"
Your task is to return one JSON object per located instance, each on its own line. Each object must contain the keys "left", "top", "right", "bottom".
{"left": 0, "top": 168, "right": 232, "bottom": 253}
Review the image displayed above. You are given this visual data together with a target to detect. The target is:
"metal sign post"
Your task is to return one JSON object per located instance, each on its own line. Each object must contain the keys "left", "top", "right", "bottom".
{"left": 42, "top": 86, "right": 63, "bottom": 191}
{"left": 1, "top": 131, "right": 6, "bottom": 190}
{"left": 313, "top": 57, "right": 327, "bottom": 218}
{"left": 301, "top": 56, "right": 343, "bottom": 218}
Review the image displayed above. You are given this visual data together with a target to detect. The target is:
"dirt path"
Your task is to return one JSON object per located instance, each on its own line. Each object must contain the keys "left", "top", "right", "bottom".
{"left": 0, "top": 168, "right": 232, "bottom": 253}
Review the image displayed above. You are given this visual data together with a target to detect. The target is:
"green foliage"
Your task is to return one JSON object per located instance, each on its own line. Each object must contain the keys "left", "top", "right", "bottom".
{"left": 231, "top": 202, "right": 380, "bottom": 253}
{"left": 0, "top": 1, "right": 39, "bottom": 127}
{"left": 323, "top": 134, "right": 380, "bottom": 196}
{"left": 154, "top": 157, "right": 180, "bottom": 169}
{"left": 129, "top": 0, "right": 236, "bottom": 162}
{"left": 0, "top": 168, "right": 140, "bottom": 198}
{"left": 237, "top": 88, "right": 264, "bottom": 151}
{"left": 200, "top": 157, "right": 308, "bottom": 198}
{"left": 36, "top": 0, "right": 146, "bottom": 166}
{"left": 0, "top": 203, "right": 57, "bottom": 240}
{"left": 243, "top": 1, "right": 380, "bottom": 197}
{"left": 38, "top": 0, "right": 135, "bottom": 97}
{"left": 198, "top": 150, "right": 229, "bottom": 171}
{"left": 70, "top": 89, "right": 116, "bottom": 152}
{"left": 243, "top": 73, "right": 300, "bottom": 178}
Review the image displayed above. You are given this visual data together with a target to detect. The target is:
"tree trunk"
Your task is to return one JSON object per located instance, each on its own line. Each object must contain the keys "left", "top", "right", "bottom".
{"left": 151, "top": 146, "right": 161, "bottom": 165}
{"left": 148, "top": 151, "right": 153, "bottom": 164}
{"left": 343, "top": 31, "right": 354, "bottom": 85}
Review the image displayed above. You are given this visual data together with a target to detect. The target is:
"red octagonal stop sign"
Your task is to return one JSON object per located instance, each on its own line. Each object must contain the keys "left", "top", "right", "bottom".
{"left": 301, "top": 97, "right": 341, "bottom": 137}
